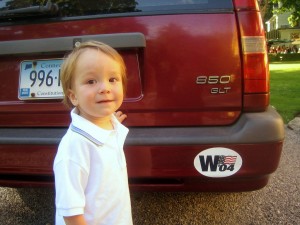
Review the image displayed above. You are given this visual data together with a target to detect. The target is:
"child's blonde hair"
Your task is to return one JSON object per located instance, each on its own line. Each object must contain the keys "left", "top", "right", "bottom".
{"left": 60, "top": 41, "right": 127, "bottom": 108}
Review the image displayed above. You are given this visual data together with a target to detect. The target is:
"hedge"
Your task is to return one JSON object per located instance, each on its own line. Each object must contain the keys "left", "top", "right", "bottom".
{"left": 268, "top": 53, "right": 300, "bottom": 62}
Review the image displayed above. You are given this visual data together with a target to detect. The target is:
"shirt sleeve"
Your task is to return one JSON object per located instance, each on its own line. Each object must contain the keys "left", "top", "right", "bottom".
{"left": 54, "top": 159, "right": 89, "bottom": 217}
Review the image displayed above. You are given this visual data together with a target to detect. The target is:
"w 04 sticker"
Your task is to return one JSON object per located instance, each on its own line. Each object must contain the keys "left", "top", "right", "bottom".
{"left": 194, "top": 147, "right": 242, "bottom": 178}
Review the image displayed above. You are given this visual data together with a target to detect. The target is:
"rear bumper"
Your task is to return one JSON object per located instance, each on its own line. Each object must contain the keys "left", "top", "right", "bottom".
{"left": 0, "top": 106, "right": 284, "bottom": 191}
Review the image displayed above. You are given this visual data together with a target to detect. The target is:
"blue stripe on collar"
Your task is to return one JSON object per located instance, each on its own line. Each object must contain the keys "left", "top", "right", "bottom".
{"left": 70, "top": 124, "right": 103, "bottom": 146}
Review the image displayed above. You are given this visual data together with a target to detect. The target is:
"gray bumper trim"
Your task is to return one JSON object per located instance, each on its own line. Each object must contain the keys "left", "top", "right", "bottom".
{"left": 0, "top": 32, "right": 146, "bottom": 55}
{"left": 0, "top": 106, "right": 284, "bottom": 145}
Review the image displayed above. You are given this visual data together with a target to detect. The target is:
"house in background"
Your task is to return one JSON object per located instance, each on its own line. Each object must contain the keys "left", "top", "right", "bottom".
{"left": 265, "top": 6, "right": 300, "bottom": 42}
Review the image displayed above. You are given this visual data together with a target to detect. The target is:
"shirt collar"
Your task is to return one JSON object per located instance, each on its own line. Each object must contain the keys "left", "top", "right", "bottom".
{"left": 70, "top": 108, "right": 128, "bottom": 146}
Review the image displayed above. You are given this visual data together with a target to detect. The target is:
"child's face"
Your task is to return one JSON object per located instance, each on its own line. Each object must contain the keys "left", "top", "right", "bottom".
{"left": 68, "top": 48, "right": 124, "bottom": 124}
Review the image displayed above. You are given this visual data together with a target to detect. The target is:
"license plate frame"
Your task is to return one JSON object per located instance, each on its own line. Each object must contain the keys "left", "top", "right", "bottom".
{"left": 18, "top": 59, "right": 64, "bottom": 100}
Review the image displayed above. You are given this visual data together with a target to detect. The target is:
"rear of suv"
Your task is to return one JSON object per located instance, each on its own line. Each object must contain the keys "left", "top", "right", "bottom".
{"left": 0, "top": 0, "right": 284, "bottom": 191}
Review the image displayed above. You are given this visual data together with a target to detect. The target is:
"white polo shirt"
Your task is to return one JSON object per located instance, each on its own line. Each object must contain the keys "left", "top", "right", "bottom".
{"left": 53, "top": 108, "right": 132, "bottom": 225}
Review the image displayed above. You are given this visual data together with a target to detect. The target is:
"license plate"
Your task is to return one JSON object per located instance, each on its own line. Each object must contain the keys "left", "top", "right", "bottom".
{"left": 18, "top": 59, "right": 64, "bottom": 100}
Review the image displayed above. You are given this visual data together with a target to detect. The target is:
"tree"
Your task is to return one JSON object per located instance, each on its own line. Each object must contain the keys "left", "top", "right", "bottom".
{"left": 271, "top": 0, "right": 300, "bottom": 27}
{"left": 258, "top": 0, "right": 274, "bottom": 22}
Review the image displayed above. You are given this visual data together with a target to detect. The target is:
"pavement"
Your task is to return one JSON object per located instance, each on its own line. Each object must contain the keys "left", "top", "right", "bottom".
{"left": 288, "top": 116, "right": 300, "bottom": 132}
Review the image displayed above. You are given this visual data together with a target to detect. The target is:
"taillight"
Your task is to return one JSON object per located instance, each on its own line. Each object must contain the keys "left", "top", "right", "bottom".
{"left": 234, "top": 0, "right": 269, "bottom": 111}
{"left": 233, "top": 0, "right": 258, "bottom": 9}
{"left": 242, "top": 36, "right": 269, "bottom": 94}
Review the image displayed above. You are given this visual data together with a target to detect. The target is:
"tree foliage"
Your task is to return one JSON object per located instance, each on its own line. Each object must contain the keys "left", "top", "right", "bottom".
{"left": 258, "top": 0, "right": 300, "bottom": 27}
{"left": 258, "top": 0, "right": 274, "bottom": 22}
{"left": 271, "top": 0, "right": 300, "bottom": 27}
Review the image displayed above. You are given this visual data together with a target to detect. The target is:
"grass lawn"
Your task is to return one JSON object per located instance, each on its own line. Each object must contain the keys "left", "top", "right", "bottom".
{"left": 270, "top": 61, "right": 300, "bottom": 123}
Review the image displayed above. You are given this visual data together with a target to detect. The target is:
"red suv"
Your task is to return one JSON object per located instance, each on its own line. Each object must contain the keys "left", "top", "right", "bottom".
{"left": 0, "top": 0, "right": 284, "bottom": 191}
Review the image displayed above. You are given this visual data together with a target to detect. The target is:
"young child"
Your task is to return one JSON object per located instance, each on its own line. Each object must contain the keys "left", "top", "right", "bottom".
{"left": 53, "top": 41, "right": 132, "bottom": 225}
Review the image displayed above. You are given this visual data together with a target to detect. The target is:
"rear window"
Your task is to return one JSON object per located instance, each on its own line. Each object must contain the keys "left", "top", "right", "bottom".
{"left": 0, "top": 0, "right": 233, "bottom": 21}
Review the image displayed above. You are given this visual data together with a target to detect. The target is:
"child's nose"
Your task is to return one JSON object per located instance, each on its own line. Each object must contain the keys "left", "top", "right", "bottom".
{"left": 98, "top": 81, "right": 110, "bottom": 94}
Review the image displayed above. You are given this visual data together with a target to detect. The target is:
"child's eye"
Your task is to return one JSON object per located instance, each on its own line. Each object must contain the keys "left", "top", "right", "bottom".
{"left": 87, "top": 80, "right": 96, "bottom": 85}
{"left": 109, "top": 77, "right": 119, "bottom": 83}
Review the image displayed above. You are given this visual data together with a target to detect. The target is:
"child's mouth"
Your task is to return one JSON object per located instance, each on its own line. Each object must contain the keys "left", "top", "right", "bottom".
{"left": 97, "top": 100, "right": 113, "bottom": 104}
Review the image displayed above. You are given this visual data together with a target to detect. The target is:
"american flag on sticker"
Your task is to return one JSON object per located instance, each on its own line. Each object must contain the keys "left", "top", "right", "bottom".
{"left": 218, "top": 156, "right": 237, "bottom": 165}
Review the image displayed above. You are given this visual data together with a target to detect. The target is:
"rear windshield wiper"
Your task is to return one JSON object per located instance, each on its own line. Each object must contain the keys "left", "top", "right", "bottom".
{"left": 0, "top": 0, "right": 58, "bottom": 18}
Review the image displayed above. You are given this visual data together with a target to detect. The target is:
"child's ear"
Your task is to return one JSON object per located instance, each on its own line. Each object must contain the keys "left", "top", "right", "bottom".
{"left": 68, "top": 89, "right": 78, "bottom": 106}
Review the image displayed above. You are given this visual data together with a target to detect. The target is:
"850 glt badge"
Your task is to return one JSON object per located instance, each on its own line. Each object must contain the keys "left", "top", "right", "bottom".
{"left": 194, "top": 147, "right": 242, "bottom": 178}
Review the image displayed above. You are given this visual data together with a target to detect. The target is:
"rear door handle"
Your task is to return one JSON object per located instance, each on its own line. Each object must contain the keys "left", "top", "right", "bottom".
{"left": 0, "top": 32, "right": 146, "bottom": 55}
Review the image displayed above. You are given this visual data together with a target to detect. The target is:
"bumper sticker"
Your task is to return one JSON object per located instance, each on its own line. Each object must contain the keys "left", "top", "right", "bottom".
{"left": 194, "top": 147, "right": 242, "bottom": 177}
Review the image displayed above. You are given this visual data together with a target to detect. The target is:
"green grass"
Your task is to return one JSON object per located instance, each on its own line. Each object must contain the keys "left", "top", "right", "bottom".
{"left": 270, "top": 61, "right": 300, "bottom": 123}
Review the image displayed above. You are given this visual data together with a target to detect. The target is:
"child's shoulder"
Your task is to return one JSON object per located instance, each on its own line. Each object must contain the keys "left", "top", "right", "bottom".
{"left": 55, "top": 128, "right": 92, "bottom": 165}
{"left": 59, "top": 127, "right": 95, "bottom": 148}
